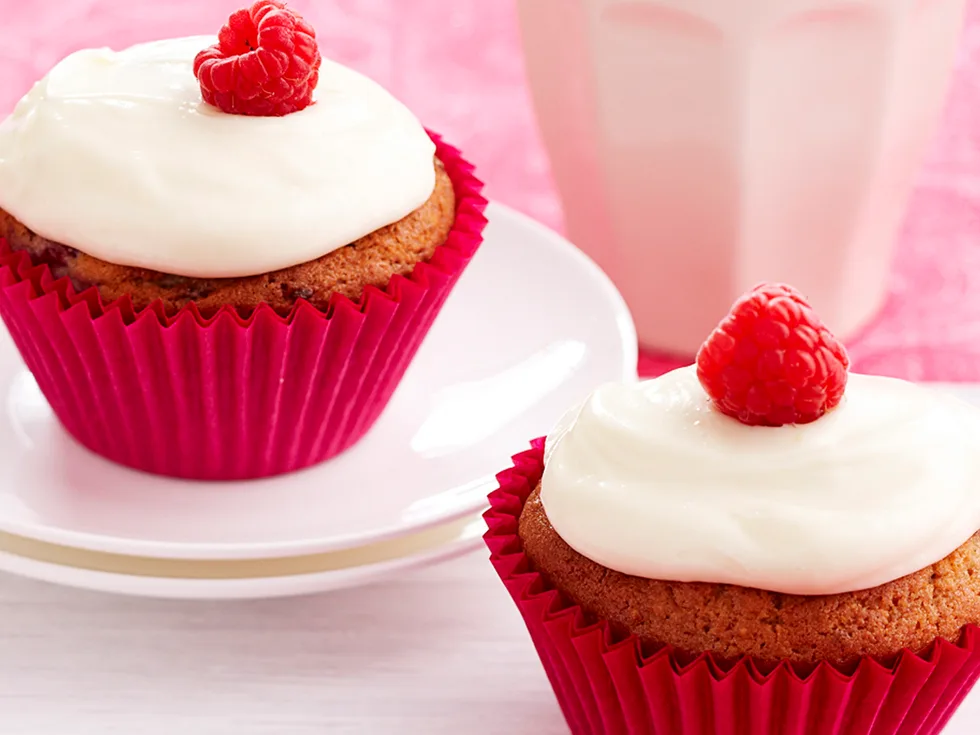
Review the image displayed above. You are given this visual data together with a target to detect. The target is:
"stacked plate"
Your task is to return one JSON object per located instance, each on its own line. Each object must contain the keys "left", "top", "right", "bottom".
{"left": 0, "top": 203, "right": 637, "bottom": 599}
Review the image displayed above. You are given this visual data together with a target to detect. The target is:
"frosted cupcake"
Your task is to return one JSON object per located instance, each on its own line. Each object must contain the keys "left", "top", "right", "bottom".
{"left": 486, "top": 284, "right": 980, "bottom": 734}
{"left": 0, "top": 1, "right": 486, "bottom": 480}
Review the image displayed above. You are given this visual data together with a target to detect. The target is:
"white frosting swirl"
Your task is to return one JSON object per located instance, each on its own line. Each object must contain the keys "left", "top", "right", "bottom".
{"left": 0, "top": 36, "right": 436, "bottom": 278}
{"left": 541, "top": 367, "right": 980, "bottom": 596}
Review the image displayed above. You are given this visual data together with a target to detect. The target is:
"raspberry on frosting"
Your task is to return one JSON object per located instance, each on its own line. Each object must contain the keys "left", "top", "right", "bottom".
{"left": 695, "top": 283, "right": 849, "bottom": 427}
{"left": 194, "top": 0, "right": 321, "bottom": 116}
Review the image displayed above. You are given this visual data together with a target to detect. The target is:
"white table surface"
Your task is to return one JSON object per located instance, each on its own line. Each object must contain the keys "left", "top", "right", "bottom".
{"left": 0, "top": 549, "right": 978, "bottom": 734}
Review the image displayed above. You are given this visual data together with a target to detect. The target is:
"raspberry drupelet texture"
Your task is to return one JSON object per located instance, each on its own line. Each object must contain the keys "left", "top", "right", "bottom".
{"left": 194, "top": 0, "right": 321, "bottom": 116}
{"left": 695, "top": 283, "right": 849, "bottom": 427}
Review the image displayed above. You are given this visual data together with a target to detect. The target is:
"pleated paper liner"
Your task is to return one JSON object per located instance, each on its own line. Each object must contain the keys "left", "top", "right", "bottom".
{"left": 484, "top": 440, "right": 980, "bottom": 735}
{"left": 0, "top": 133, "right": 487, "bottom": 481}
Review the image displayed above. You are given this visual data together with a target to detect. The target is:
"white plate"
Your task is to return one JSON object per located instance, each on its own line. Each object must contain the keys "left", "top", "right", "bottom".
{"left": 0, "top": 202, "right": 637, "bottom": 561}
{"left": 0, "top": 514, "right": 488, "bottom": 600}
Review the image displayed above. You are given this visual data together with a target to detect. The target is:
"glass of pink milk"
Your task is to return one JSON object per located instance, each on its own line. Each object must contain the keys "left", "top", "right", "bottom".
{"left": 517, "top": 0, "right": 967, "bottom": 354}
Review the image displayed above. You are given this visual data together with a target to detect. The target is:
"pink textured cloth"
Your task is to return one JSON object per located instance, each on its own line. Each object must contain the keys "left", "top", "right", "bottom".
{"left": 1, "top": 0, "right": 979, "bottom": 380}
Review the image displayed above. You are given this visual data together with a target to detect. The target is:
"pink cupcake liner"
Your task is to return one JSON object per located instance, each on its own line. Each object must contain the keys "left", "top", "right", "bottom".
{"left": 484, "top": 440, "right": 980, "bottom": 735}
{"left": 0, "top": 132, "right": 487, "bottom": 480}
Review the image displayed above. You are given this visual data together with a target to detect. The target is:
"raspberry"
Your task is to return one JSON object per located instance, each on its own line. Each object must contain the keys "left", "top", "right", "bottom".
{"left": 194, "top": 0, "right": 321, "bottom": 117}
{"left": 695, "top": 283, "right": 849, "bottom": 427}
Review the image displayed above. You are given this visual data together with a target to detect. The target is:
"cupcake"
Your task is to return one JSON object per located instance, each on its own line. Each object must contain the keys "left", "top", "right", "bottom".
{"left": 0, "top": 1, "right": 486, "bottom": 480}
{"left": 486, "top": 284, "right": 980, "bottom": 734}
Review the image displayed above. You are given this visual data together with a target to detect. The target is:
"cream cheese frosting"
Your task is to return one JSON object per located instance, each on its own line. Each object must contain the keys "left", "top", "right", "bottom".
{"left": 0, "top": 36, "right": 437, "bottom": 278}
{"left": 541, "top": 366, "right": 980, "bottom": 596}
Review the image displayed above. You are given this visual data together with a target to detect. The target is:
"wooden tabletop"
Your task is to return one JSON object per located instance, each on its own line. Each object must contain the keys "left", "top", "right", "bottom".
{"left": 0, "top": 551, "right": 977, "bottom": 734}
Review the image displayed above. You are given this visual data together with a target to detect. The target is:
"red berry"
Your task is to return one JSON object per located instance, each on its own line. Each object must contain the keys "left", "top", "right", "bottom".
{"left": 695, "top": 283, "right": 849, "bottom": 427}
{"left": 194, "top": 0, "right": 321, "bottom": 117}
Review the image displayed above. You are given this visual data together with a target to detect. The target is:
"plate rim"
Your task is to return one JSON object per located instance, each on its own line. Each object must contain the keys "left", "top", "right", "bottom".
{"left": 0, "top": 201, "right": 638, "bottom": 561}
{"left": 0, "top": 514, "right": 487, "bottom": 600}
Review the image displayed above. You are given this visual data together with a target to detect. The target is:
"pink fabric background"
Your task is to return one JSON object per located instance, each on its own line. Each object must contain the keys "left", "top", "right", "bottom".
{"left": 2, "top": 0, "right": 980, "bottom": 380}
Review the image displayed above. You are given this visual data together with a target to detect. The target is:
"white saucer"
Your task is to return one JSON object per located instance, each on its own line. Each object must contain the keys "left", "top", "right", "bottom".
{"left": 0, "top": 203, "right": 637, "bottom": 573}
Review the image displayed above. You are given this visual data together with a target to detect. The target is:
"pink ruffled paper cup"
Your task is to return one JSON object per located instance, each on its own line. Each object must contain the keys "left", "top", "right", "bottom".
{"left": 484, "top": 441, "right": 980, "bottom": 735}
{"left": 0, "top": 132, "right": 487, "bottom": 481}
